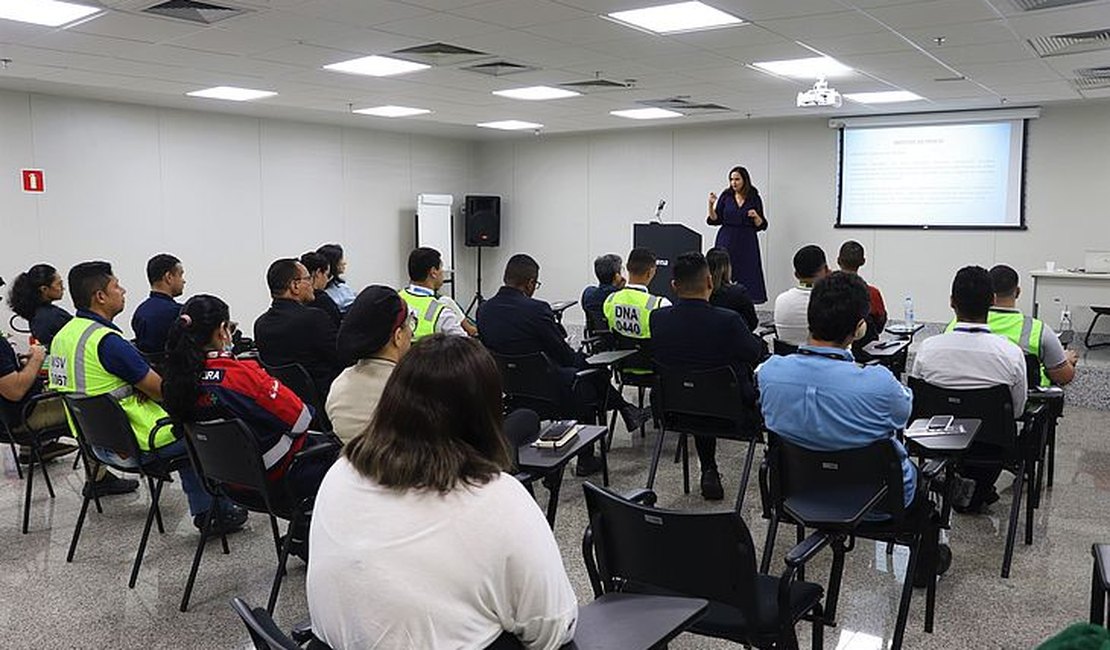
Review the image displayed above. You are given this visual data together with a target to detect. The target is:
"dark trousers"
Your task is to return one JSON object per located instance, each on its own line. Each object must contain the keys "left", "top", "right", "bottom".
{"left": 961, "top": 441, "right": 1006, "bottom": 502}
{"left": 694, "top": 436, "right": 717, "bottom": 472}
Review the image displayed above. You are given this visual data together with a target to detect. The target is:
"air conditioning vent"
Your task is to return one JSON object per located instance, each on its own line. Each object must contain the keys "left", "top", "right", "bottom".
{"left": 1009, "top": 0, "right": 1099, "bottom": 10}
{"left": 392, "top": 43, "right": 490, "bottom": 66}
{"left": 460, "top": 60, "right": 537, "bottom": 76}
{"left": 1029, "top": 29, "right": 1110, "bottom": 57}
{"left": 560, "top": 78, "right": 632, "bottom": 90}
{"left": 141, "top": 0, "right": 247, "bottom": 24}
{"left": 639, "top": 97, "right": 732, "bottom": 112}
{"left": 1073, "top": 66, "right": 1110, "bottom": 90}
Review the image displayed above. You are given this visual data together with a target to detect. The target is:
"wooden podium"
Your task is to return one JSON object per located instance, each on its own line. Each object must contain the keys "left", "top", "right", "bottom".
{"left": 633, "top": 222, "right": 702, "bottom": 302}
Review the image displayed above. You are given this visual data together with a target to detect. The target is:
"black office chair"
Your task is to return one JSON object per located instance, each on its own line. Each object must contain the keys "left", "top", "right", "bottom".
{"left": 1086, "top": 306, "right": 1110, "bottom": 349}
{"left": 231, "top": 597, "right": 334, "bottom": 650}
{"left": 647, "top": 365, "right": 761, "bottom": 511}
{"left": 581, "top": 308, "right": 614, "bottom": 355}
{"left": 62, "top": 393, "right": 180, "bottom": 588}
{"left": 759, "top": 435, "right": 944, "bottom": 650}
{"left": 607, "top": 332, "right": 656, "bottom": 443}
{"left": 908, "top": 378, "right": 1046, "bottom": 578}
{"left": 1024, "top": 353, "right": 1063, "bottom": 493}
{"left": 264, "top": 363, "right": 332, "bottom": 433}
{"left": 180, "top": 418, "right": 337, "bottom": 613}
{"left": 582, "top": 482, "right": 829, "bottom": 650}
{"left": 773, "top": 339, "right": 799, "bottom": 356}
{"left": 0, "top": 392, "right": 73, "bottom": 533}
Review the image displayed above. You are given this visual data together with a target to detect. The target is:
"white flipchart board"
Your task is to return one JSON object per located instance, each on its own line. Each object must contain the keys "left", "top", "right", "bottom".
{"left": 416, "top": 193, "right": 454, "bottom": 274}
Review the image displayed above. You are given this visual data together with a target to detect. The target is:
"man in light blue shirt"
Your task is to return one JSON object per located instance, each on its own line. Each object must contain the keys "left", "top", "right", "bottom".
{"left": 757, "top": 271, "right": 916, "bottom": 506}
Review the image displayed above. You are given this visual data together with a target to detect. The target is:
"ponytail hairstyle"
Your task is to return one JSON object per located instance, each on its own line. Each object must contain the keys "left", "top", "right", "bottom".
{"left": 161, "top": 294, "right": 230, "bottom": 423}
{"left": 8, "top": 264, "right": 58, "bottom": 320}
{"left": 316, "top": 243, "right": 344, "bottom": 286}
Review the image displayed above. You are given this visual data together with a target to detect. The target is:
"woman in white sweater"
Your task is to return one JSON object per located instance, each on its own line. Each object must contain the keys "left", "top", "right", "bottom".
{"left": 307, "top": 334, "right": 578, "bottom": 650}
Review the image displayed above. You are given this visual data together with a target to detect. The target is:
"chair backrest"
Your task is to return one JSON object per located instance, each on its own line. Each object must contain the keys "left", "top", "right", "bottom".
{"left": 62, "top": 393, "right": 141, "bottom": 460}
{"left": 764, "top": 433, "right": 906, "bottom": 522}
{"left": 773, "top": 339, "right": 798, "bottom": 356}
{"left": 183, "top": 418, "right": 275, "bottom": 508}
{"left": 907, "top": 377, "right": 1017, "bottom": 451}
{"left": 1023, "top": 353, "right": 1042, "bottom": 388}
{"left": 655, "top": 365, "right": 754, "bottom": 439}
{"left": 582, "top": 482, "right": 762, "bottom": 618}
{"left": 493, "top": 352, "right": 568, "bottom": 420}
{"left": 230, "top": 597, "right": 303, "bottom": 650}
{"left": 264, "top": 363, "right": 331, "bottom": 432}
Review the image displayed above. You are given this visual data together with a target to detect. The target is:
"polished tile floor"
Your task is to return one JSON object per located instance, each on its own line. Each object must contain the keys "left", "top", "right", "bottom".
{"left": 1, "top": 404, "right": 1105, "bottom": 649}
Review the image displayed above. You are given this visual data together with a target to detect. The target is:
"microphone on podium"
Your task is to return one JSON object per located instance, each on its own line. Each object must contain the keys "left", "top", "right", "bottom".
{"left": 653, "top": 199, "right": 666, "bottom": 222}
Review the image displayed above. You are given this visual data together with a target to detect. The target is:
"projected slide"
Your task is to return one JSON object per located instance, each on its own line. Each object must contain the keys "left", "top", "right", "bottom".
{"left": 838, "top": 121, "right": 1024, "bottom": 228}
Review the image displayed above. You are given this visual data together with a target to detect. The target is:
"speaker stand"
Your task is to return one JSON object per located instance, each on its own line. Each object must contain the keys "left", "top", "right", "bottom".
{"left": 464, "top": 246, "right": 486, "bottom": 318}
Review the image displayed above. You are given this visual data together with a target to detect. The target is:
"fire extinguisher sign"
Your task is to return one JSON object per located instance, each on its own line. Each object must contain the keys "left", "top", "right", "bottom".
{"left": 22, "top": 169, "right": 45, "bottom": 193}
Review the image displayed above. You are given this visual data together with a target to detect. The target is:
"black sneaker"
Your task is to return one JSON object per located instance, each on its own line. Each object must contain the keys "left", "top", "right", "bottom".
{"left": 619, "top": 405, "right": 651, "bottom": 432}
{"left": 194, "top": 503, "right": 249, "bottom": 536}
{"left": 18, "top": 441, "right": 78, "bottom": 464}
{"left": 700, "top": 468, "right": 724, "bottom": 501}
{"left": 82, "top": 473, "right": 140, "bottom": 497}
{"left": 574, "top": 452, "right": 604, "bottom": 477}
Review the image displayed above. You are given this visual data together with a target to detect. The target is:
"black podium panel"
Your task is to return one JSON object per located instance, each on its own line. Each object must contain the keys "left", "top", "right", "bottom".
{"left": 633, "top": 223, "right": 702, "bottom": 302}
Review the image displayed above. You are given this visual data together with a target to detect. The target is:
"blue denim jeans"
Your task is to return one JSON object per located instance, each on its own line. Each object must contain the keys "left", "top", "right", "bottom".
{"left": 91, "top": 438, "right": 213, "bottom": 516}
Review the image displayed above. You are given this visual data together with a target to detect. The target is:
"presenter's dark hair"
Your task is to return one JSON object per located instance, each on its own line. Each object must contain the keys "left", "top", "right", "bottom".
{"left": 725, "top": 165, "right": 759, "bottom": 198}
{"left": 989, "top": 264, "right": 1020, "bottom": 298}
{"left": 146, "top": 254, "right": 181, "bottom": 285}
{"left": 808, "top": 272, "right": 870, "bottom": 343}
{"left": 344, "top": 334, "right": 511, "bottom": 493}
{"left": 672, "top": 252, "right": 709, "bottom": 292}
{"left": 7, "top": 264, "right": 58, "bottom": 320}
{"left": 793, "top": 245, "right": 827, "bottom": 279}
{"left": 162, "top": 294, "right": 229, "bottom": 423}
{"left": 951, "top": 265, "right": 994, "bottom": 321}
{"left": 626, "top": 248, "right": 657, "bottom": 276}
{"left": 503, "top": 254, "right": 539, "bottom": 286}
{"left": 408, "top": 247, "right": 442, "bottom": 282}
{"left": 837, "top": 241, "right": 865, "bottom": 271}
{"left": 68, "top": 262, "right": 114, "bottom": 311}
{"left": 300, "top": 251, "right": 329, "bottom": 277}
{"left": 316, "top": 243, "right": 345, "bottom": 284}
{"left": 267, "top": 258, "right": 301, "bottom": 295}
{"left": 593, "top": 254, "right": 622, "bottom": 285}
{"left": 706, "top": 247, "right": 732, "bottom": 292}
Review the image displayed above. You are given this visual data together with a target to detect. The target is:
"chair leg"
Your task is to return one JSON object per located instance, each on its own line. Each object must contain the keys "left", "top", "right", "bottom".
{"left": 824, "top": 538, "right": 847, "bottom": 624}
{"left": 128, "top": 478, "right": 164, "bottom": 589}
{"left": 734, "top": 439, "right": 757, "bottom": 513}
{"left": 147, "top": 476, "right": 165, "bottom": 535}
{"left": 544, "top": 468, "right": 565, "bottom": 528}
{"left": 180, "top": 507, "right": 216, "bottom": 612}
{"left": 681, "top": 436, "right": 690, "bottom": 495}
{"left": 22, "top": 453, "right": 35, "bottom": 535}
{"left": 32, "top": 445, "right": 56, "bottom": 499}
{"left": 636, "top": 386, "right": 647, "bottom": 437}
{"left": 645, "top": 427, "right": 668, "bottom": 490}
{"left": 267, "top": 514, "right": 301, "bottom": 614}
{"left": 1092, "top": 559, "right": 1106, "bottom": 625}
{"left": 8, "top": 443, "right": 23, "bottom": 480}
{"left": 269, "top": 513, "right": 284, "bottom": 560}
{"left": 760, "top": 513, "right": 779, "bottom": 574}
{"left": 72, "top": 449, "right": 81, "bottom": 471}
{"left": 1025, "top": 464, "right": 1036, "bottom": 546}
{"left": 673, "top": 433, "right": 684, "bottom": 464}
{"left": 600, "top": 439, "right": 610, "bottom": 488}
{"left": 1002, "top": 462, "right": 1025, "bottom": 579}
{"left": 66, "top": 492, "right": 92, "bottom": 562}
{"left": 796, "top": 525, "right": 806, "bottom": 582}
{"left": 605, "top": 407, "right": 619, "bottom": 452}
{"left": 811, "top": 603, "right": 824, "bottom": 650}
{"left": 1047, "top": 425, "right": 1056, "bottom": 487}
{"left": 891, "top": 538, "right": 920, "bottom": 650}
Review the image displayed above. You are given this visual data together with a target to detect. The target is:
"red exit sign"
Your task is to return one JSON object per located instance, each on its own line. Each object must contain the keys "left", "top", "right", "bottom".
{"left": 22, "top": 169, "right": 44, "bottom": 193}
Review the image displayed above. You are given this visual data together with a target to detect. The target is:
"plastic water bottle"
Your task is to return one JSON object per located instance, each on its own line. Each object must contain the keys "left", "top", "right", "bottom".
{"left": 903, "top": 296, "right": 915, "bottom": 329}
{"left": 1059, "top": 307, "right": 1073, "bottom": 349}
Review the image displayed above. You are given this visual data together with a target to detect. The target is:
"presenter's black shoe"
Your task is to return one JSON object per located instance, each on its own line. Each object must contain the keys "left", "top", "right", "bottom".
{"left": 700, "top": 469, "right": 724, "bottom": 501}
{"left": 619, "top": 405, "right": 651, "bottom": 432}
{"left": 574, "top": 452, "right": 604, "bottom": 477}
{"left": 82, "top": 473, "right": 140, "bottom": 497}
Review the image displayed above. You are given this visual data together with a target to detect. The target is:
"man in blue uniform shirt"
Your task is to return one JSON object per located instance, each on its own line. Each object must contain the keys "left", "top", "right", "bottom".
{"left": 131, "top": 253, "right": 185, "bottom": 355}
{"left": 580, "top": 254, "right": 624, "bottom": 332}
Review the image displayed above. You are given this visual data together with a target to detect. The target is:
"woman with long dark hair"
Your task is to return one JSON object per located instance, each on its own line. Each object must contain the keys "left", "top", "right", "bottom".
{"left": 162, "top": 295, "right": 337, "bottom": 517}
{"left": 307, "top": 334, "right": 577, "bottom": 650}
{"left": 707, "top": 166, "right": 768, "bottom": 303}
{"left": 7, "top": 264, "right": 72, "bottom": 347}
{"left": 316, "top": 243, "right": 356, "bottom": 313}
{"left": 706, "top": 247, "right": 759, "bottom": 332}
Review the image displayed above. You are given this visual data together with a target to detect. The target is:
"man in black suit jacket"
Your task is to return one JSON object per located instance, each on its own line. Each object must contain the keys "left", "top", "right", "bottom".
{"left": 478, "top": 254, "right": 649, "bottom": 476}
{"left": 254, "top": 258, "right": 343, "bottom": 400}
{"left": 650, "top": 252, "right": 765, "bottom": 500}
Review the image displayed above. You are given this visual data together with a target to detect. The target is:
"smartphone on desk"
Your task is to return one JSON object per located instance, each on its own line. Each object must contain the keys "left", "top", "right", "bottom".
{"left": 926, "top": 415, "right": 954, "bottom": 432}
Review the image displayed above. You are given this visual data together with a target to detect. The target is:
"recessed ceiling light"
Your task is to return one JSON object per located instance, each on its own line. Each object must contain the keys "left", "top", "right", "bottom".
{"left": 186, "top": 86, "right": 277, "bottom": 102}
{"left": 752, "top": 56, "right": 853, "bottom": 79}
{"left": 323, "top": 55, "right": 429, "bottom": 77}
{"left": 353, "top": 105, "right": 432, "bottom": 118}
{"left": 844, "top": 90, "right": 924, "bottom": 104}
{"left": 610, "top": 108, "right": 683, "bottom": 120}
{"left": 606, "top": 1, "right": 743, "bottom": 35}
{"left": 0, "top": 0, "right": 101, "bottom": 27}
{"left": 492, "top": 86, "right": 581, "bottom": 101}
{"left": 477, "top": 120, "right": 543, "bottom": 131}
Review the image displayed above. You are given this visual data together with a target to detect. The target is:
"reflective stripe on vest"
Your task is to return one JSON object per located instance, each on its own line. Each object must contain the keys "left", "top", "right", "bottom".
{"left": 400, "top": 290, "right": 445, "bottom": 340}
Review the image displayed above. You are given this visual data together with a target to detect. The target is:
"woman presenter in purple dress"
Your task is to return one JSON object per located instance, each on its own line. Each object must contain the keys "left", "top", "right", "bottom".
{"left": 707, "top": 165, "right": 768, "bottom": 303}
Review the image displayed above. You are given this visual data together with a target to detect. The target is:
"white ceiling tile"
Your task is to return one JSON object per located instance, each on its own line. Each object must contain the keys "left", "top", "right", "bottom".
{"left": 1003, "top": 3, "right": 1110, "bottom": 37}
{"left": 309, "top": 28, "right": 425, "bottom": 54}
{"left": 256, "top": 43, "right": 358, "bottom": 67}
{"left": 901, "top": 20, "right": 1017, "bottom": 47}
{"left": 759, "top": 11, "right": 889, "bottom": 40}
{"left": 285, "top": 0, "right": 434, "bottom": 27}
{"left": 703, "top": 41, "right": 817, "bottom": 64}
{"left": 223, "top": 9, "right": 364, "bottom": 42}
{"left": 70, "top": 10, "right": 205, "bottom": 43}
{"left": 167, "top": 28, "right": 293, "bottom": 57}
{"left": 929, "top": 41, "right": 1039, "bottom": 65}
{"left": 1039, "top": 49, "right": 1110, "bottom": 76}
{"left": 865, "top": 0, "right": 1000, "bottom": 28}
{"left": 960, "top": 59, "right": 1066, "bottom": 84}
{"left": 373, "top": 12, "right": 506, "bottom": 40}
{"left": 667, "top": 23, "right": 786, "bottom": 50}
{"left": 805, "top": 31, "right": 916, "bottom": 57}
{"left": 448, "top": 0, "right": 590, "bottom": 28}
{"left": 715, "top": 0, "right": 847, "bottom": 21}
{"left": 521, "top": 16, "right": 642, "bottom": 45}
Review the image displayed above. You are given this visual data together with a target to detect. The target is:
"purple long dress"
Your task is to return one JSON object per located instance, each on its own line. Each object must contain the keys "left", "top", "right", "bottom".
{"left": 708, "top": 191, "right": 768, "bottom": 303}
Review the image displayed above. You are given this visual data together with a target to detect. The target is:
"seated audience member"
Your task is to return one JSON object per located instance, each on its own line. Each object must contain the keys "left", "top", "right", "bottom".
{"left": 650, "top": 252, "right": 764, "bottom": 500}
{"left": 132, "top": 253, "right": 186, "bottom": 355}
{"left": 773, "top": 245, "right": 829, "bottom": 347}
{"left": 307, "top": 335, "right": 577, "bottom": 650}
{"left": 254, "top": 258, "right": 343, "bottom": 401}
{"left": 0, "top": 282, "right": 76, "bottom": 462}
{"left": 945, "top": 264, "right": 1076, "bottom": 387}
{"left": 162, "top": 294, "right": 338, "bottom": 505}
{"left": 757, "top": 271, "right": 916, "bottom": 507}
{"left": 300, "top": 251, "right": 342, "bottom": 328}
{"left": 707, "top": 246, "right": 759, "bottom": 332}
{"left": 326, "top": 286, "right": 413, "bottom": 443}
{"left": 911, "top": 265, "right": 1027, "bottom": 513}
{"left": 603, "top": 247, "right": 670, "bottom": 342}
{"left": 401, "top": 247, "right": 474, "bottom": 339}
{"left": 477, "top": 254, "right": 649, "bottom": 476}
{"left": 580, "top": 254, "right": 624, "bottom": 332}
{"left": 7, "top": 264, "right": 72, "bottom": 348}
{"left": 837, "top": 240, "right": 887, "bottom": 343}
{"left": 50, "top": 262, "right": 244, "bottom": 526}
{"left": 317, "top": 243, "right": 356, "bottom": 313}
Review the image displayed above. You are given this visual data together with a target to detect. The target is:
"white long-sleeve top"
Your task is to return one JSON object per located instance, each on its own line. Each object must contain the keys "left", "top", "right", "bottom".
{"left": 307, "top": 458, "right": 578, "bottom": 650}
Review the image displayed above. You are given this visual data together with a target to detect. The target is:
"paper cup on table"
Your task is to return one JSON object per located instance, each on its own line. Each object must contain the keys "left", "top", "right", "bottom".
{"left": 1046, "top": 261, "right": 1056, "bottom": 272}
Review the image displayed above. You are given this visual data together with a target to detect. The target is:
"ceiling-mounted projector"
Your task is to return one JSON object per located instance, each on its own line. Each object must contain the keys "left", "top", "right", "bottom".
{"left": 797, "top": 77, "right": 842, "bottom": 108}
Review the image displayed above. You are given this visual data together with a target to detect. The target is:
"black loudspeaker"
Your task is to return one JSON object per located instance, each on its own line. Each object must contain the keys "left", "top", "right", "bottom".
{"left": 465, "top": 195, "right": 501, "bottom": 247}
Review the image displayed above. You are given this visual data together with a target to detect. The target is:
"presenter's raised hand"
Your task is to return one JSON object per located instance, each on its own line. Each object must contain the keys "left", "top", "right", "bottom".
{"left": 747, "top": 208, "right": 763, "bottom": 228}
{"left": 707, "top": 192, "right": 719, "bottom": 221}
